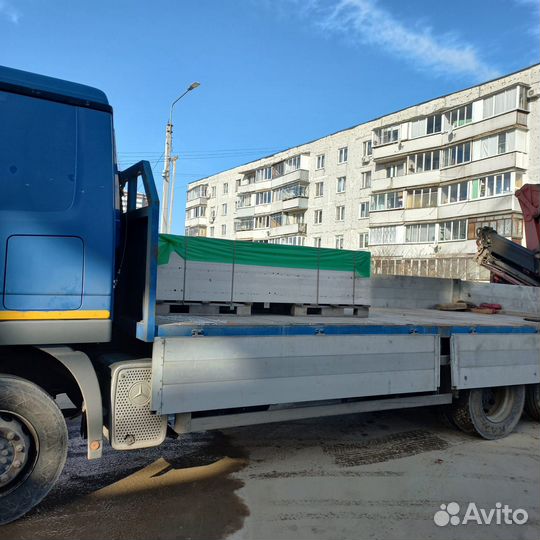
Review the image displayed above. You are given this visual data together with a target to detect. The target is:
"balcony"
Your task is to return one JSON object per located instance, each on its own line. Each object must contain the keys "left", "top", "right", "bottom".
{"left": 186, "top": 195, "right": 208, "bottom": 208}
{"left": 372, "top": 134, "right": 444, "bottom": 163}
{"left": 437, "top": 194, "right": 515, "bottom": 220}
{"left": 372, "top": 169, "right": 442, "bottom": 192}
{"left": 268, "top": 223, "right": 307, "bottom": 237}
{"left": 237, "top": 168, "right": 310, "bottom": 194}
{"left": 235, "top": 205, "right": 254, "bottom": 218}
{"left": 282, "top": 196, "right": 309, "bottom": 211}
{"left": 185, "top": 225, "right": 207, "bottom": 237}
{"left": 439, "top": 151, "right": 527, "bottom": 182}
{"left": 184, "top": 216, "right": 207, "bottom": 227}
{"left": 448, "top": 110, "right": 528, "bottom": 145}
{"left": 235, "top": 229, "right": 269, "bottom": 241}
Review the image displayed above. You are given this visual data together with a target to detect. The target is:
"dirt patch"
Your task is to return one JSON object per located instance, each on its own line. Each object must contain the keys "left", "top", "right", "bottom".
{"left": 0, "top": 429, "right": 250, "bottom": 540}
{"left": 322, "top": 429, "right": 449, "bottom": 466}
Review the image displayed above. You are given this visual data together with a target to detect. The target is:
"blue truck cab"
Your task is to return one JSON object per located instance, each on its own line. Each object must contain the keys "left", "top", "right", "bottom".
{"left": 0, "top": 66, "right": 157, "bottom": 345}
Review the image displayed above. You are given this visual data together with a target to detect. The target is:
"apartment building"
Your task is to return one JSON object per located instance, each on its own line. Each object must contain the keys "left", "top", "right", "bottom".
{"left": 184, "top": 65, "right": 540, "bottom": 280}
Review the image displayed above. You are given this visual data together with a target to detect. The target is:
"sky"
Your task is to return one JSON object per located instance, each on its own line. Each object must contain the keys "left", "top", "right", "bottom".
{"left": 1, "top": 0, "right": 539, "bottom": 232}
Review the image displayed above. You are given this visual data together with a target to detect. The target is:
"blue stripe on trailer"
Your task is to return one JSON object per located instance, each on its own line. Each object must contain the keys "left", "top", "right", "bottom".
{"left": 156, "top": 323, "right": 538, "bottom": 338}
{"left": 448, "top": 326, "right": 538, "bottom": 334}
{"left": 157, "top": 324, "right": 440, "bottom": 338}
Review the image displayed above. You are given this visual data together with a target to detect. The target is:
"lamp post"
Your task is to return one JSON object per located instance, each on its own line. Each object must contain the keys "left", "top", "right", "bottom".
{"left": 160, "top": 81, "right": 200, "bottom": 234}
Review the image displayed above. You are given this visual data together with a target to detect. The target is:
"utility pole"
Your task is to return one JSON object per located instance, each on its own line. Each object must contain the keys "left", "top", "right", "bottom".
{"left": 168, "top": 155, "right": 179, "bottom": 231}
{"left": 160, "top": 81, "right": 200, "bottom": 234}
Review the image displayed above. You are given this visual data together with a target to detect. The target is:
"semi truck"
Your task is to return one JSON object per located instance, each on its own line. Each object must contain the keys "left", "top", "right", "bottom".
{"left": 1, "top": 65, "right": 539, "bottom": 524}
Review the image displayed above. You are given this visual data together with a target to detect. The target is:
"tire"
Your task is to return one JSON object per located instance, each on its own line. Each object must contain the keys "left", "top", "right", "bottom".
{"left": 524, "top": 384, "right": 540, "bottom": 421}
{"left": 0, "top": 375, "right": 68, "bottom": 524}
{"left": 449, "top": 385, "right": 525, "bottom": 440}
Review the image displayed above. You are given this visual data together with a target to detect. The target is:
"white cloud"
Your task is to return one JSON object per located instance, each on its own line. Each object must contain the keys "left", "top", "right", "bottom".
{"left": 0, "top": 0, "right": 20, "bottom": 23}
{"left": 292, "top": 0, "right": 500, "bottom": 81}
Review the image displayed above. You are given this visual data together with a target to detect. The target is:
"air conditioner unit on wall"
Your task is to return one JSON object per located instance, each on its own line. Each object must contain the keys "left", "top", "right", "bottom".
{"left": 361, "top": 156, "right": 370, "bottom": 165}
{"left": 527, "top": 88, "right": 538, "bottom": 100}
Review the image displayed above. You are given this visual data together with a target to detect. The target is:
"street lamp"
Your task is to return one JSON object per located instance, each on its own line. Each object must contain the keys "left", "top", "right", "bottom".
{"left": 160, "top": 81, "right": 200, "bottom": 234}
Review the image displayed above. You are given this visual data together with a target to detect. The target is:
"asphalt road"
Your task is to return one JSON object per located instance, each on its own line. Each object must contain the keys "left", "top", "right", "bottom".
{"left": 1, "top": 408, "right": 538, "bottom": 540}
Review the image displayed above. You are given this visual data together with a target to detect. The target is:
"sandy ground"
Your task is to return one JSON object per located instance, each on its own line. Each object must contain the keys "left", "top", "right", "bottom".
{"left": 1, "top": 408, "right": 538, "bottom": 540}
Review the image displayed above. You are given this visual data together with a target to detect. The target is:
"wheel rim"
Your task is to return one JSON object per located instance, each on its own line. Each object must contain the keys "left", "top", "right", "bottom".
{"left": 0, "top": 411, "right": 38, "bottom": 495}
{"left": 481, "top": 387, "right": 514, "bottom": 423}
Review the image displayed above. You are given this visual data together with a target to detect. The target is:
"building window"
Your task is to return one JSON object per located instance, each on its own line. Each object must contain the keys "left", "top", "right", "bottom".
{"left": 478, "top": 131, "right": 515, "bottom": 159}
{"left": 314, "top": 209, "right": 323, "bottom": 224}
{"left": 336, "top": 205, "right": 345, "bottom": 221}
{"left": 410, "top": 114, "right": 442, "bottom": 138}
{"left": 442, "top": 141, "right": 471, "bottom": 167}
{"left": 273, "top": 183, "right": 307, "bottom": 201}
{"left": 467, "top": 214, "right": 522, "bottom": 239}
{"left": 369, "top": 226, "right": 397, "bottom": 245}
{"left": 439, "top": 219, "right": 467, "bottom": 241}
{"left": 316, "top": 154, "right": 325, "bottom": 169}
{"left": 409, "top": 150, "right": 440, "bottom": 173}
{"left": 254, "top": 215, "right": 271, "bottom": 229}
{"left": 314, "top": 237, "right": 322, "bottom": 248}
{"left": 361, "top": 171, "right": 371, "bottom": 188}
{"left": 187, "top": 205, "right": 206, "bottom": 219}
{"left": 335, "top": 235, "right": 344, "bottom": 249}
{"left": 222, "top": 203, "right": 228, "bottom": 216}
{"left": 236, "top": 194, "right": 252, "bottom": 208}
{"left": 385, "top": 161, "right": 405, "bottom": 178}
{"left": 221, "top": 224, "right": 227, "bottom": 236}
{"left": 210, "top": 207, "right": 216, "bottom": 220}
{"left": 315, "top": 181, "right": 324, "bottom": 197}
{"left": 359, "top": 202, "right": 369, "bottom": 218}
{"left": 211, "top": 186, "right": 216, "bottom": 198}
{"left": 286, "top": 156, "right": 301, "bottom": 172}
{"left": 337, "top": 176, "right": 346, "bottom": 193}
{"left": 363, "top": 140, "right": 372, "bottom": 156}
{"left": 235, "top": 179, "right": 241, "bottom": 191}
{"left": 223, "top": 182, "right": 229, "bottom": 194}
{"left": 359, "top": 232, "right": 369, "bottom": 249}
{"left": 256, "top": 166, "right": 273, "bottom": 182}
{"left": 447, "top": 104, "right": 472, "bottom": 128}
{"left": 440, "top": 181, "right": 468, "bottom": 204}
{"left": 405, "top": 223, "right": 436, "bottom": 243}
{"left": 471, "top": 172, "right": 512, "bottom": 199}
{"left": 377, "top": 125, "right": 400, "bottom": 145}
{"left": 187, "top": 184, "right": 208, "bottom": 201}
{"left": 482, "top": 87, "right": 519, "bottom": 119}
{"left": 209, "top": 226, "right": 214, "bottom": 237}
{"left": 370, "top": 191, "right": 404, "bottom": 211}
{"left": 407, "top": 187, "right": 438, "bottom": 209}
{"left": 338, "top": 147, "right": 348, "bottom": 163}
{"left": 255, "top": 191, "right": 272, "bottom": 205}
{"left": 235, "top": 217, "right": 254, "bottom": 232}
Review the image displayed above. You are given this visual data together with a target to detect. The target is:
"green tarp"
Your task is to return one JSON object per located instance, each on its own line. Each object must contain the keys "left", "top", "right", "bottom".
{"left": 158, "top": 234, "right": 371, "bottom": 277}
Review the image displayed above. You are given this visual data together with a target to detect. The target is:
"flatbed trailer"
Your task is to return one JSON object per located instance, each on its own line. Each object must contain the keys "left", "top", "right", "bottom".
{"left": 144, "top": 309, "right": 539, "bottom": 436}
{"left": 1, "top": 66, "right": 540, "bottom": 525}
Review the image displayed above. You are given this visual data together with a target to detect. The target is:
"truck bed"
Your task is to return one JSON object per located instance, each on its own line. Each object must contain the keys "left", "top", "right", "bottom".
{"left": 155, "top": 307, "right": 539, "bottom": 338}
{"left": 151, "top": 307, "right": 539, "bottom": 416}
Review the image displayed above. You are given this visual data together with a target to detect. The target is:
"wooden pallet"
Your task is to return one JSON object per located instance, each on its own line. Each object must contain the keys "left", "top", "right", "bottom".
{"left": 156, "top": 301, "right": 370, "bottom": 318}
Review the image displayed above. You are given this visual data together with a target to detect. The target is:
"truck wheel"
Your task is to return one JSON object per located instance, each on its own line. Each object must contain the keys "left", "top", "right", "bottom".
{"left": 524, "top": 384, "right": 540, "bottom": 421}
{"left": 449, "top": 385, "right": 525, "bottom": 440}
{"left": 0, "top": 375, "right": 68, "bottom": 524}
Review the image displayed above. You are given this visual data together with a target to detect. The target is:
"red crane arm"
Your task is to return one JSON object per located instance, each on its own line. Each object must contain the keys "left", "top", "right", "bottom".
{"left": 516, "top": 184, "right": 540, "bottom": 252}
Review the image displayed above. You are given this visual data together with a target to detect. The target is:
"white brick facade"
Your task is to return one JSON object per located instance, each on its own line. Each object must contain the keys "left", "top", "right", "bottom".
{"left": 185, "top": 65, "right": 540, "bottom": 280}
